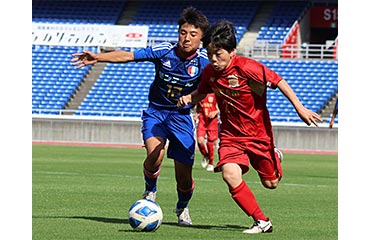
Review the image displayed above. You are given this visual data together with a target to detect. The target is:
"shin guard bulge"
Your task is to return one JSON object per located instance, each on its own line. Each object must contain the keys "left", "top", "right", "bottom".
{"left": 143, "top": 166, "right": 161, "bottom": 192}
{"left": 176, "top": 179, "right": 195, "bottom": 209}
{"left": 230, "top": 181, "right": 267, "bottom": 221}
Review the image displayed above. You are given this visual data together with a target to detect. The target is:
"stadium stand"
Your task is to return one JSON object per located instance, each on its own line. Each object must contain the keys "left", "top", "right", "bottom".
{"left": 32, "top": 45, "right": 96, "bottom": 114}
{"left": 32, "top": 0, "right": 127, "bottom": 24}
{"left": 259, "top": 59, "right": 338, "bottom": 122}
{"left": 75, "top": 61, "right": 153, "bottom": 117}
{"left": 32, "top": 0, "right": 338, "bottom": 125}
{"left": 130, "top": 0, "right": 259, "bottom": 42}
{"left": 256, "top": 1, "right": 309, "bottom": 43}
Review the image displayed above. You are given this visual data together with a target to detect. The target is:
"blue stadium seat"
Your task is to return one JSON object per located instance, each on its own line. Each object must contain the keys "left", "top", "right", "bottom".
{"left": 261, "top": 59, "right": 338, "bottom": 122}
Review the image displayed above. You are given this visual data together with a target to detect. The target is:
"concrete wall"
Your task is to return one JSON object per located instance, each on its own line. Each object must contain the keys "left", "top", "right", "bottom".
{"left": 32, "top": 115, "right": 338, "bottom": 152}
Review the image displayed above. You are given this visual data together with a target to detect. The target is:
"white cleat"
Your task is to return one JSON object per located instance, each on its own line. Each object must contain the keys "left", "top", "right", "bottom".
{"left": 142, "top": 191, "right": 156, "bottom": 201}
{"left": 201, "top": 157, "right": 209, "bottom": 169}
{"left": 242, "top": 219, "right": 273, "bottom": 234}
{"left": 274, "top": 148, "right": 284, "bottom": 162}
{"left": 176, "top": 207, "right": 192, "bottom": 226}
{"left": 206, "top": 164, "right": 214, "bottom": 172}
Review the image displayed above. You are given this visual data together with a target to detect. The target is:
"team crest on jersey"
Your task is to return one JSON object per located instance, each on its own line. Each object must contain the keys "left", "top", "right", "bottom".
{"left": 227, "top": 74, "right": 239, "bottom": 87}
{"left": 187, "top": 65, "right": 199, "bottom": 77}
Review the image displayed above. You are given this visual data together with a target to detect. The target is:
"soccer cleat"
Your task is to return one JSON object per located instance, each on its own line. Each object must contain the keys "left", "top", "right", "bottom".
{"left": 242, "top": 219, "right": 273, "bottom": 234}
{"left": 274, "top": 148, "right": 284, "bottom": 162}
{"left": 142, "top": 190, "right": 157, "bottom": 201}
{"left": 176, "top": 207, "right": 192, "bottom": 226}
{"left": 201, "top": 157, "right": 209, "bottom": 168}
{"left": 206, "top": 164, "right": 214, "bottom": 172}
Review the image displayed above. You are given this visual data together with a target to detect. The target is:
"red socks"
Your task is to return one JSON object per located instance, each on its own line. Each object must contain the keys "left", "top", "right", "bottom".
{"left": 206, "top": 141, "right": 215, "bottom": 165}
{"left": 230, "top": 181, "right": 267, "bottom": 221}
{"left": 198, "top": 141, "right": 215, "bottom": 165}
{"left": 198, "top": 143, "right": 208, "bottom": 158}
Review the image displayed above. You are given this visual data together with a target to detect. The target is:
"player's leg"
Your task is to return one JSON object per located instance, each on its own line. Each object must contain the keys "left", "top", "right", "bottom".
{"left": 205, "top": 129, "right": 218, "bottom": 171}
{"left": 274, "top": 147, "right": 283, "bottom": 180}
{"left": 167, "top": 112, "right": 196, "bottom": 225}
{"left": 197, "top": 135, "right": 208, "bottom": 159}
{"left": 221, "top": 163, "right": 272, "bottom": 234}
{"left": 250, "top": 146, "right": 283, "bottom": 189}
{"left": 141, "top": 107, "right": 168, "bottom": 201}
{"left": 218, "top": 145, "right": 272, "bottom": 234}
{"left": 221, "top": 163, "right": 267, "bottom": 219}
{"left": 142, "top": 136, "right": 166, "bottom": 200}
{"left": 174, "top": 161, "right": 194, "bottom": 225}
{"left": 197, "top": 123, "right": 209, "bottom": 168}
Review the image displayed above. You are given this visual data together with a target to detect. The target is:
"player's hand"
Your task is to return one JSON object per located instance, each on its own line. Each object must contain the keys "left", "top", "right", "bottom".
{"left": 70, "top": 50, "right": 98, "bottom": 68}
{"left": 177, "top": 95, "right": 192, "bottom": 108}
{"left": 329, "top": 120, "right": 334, "bottom": 129}
{"left": 298, "top": 108, "right": 323, "bottom": 127}
{"left": 208, "top": 110, "right": 219, "bottom": 119}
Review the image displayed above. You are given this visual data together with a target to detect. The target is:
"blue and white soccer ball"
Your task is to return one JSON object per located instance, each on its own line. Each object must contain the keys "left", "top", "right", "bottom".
{"left": 128, "top": 199, "right": 163, "bottom": 232}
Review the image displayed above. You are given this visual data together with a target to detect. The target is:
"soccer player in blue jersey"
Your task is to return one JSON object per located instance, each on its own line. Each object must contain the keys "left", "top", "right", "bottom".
{"left": 71, "top": 6, "right": 210, "bottom": 226}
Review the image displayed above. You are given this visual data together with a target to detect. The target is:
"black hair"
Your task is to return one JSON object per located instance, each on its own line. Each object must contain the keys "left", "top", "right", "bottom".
{"left": 202, "top": 19, "right": 237, "bottom": 51}
{"left": 178, "top": 6, "right": 210, "bottom": 35}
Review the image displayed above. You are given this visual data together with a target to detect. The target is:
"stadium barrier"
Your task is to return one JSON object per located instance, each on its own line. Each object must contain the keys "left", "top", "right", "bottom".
{"left": 32, "top": 115, "right": 337, "bottom": 153}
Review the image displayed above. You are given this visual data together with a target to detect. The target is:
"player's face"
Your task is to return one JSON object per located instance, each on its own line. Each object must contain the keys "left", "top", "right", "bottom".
{"left": 206, "top": 46, "right": 235, "bottom": 72}
{"left": 177, "top": 23, "right": 203, "bottom": 57}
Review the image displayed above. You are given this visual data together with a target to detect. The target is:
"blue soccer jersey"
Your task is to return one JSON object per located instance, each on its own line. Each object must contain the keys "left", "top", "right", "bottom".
{"left": 134, "top": 42, "right": 209, "bottom": 110}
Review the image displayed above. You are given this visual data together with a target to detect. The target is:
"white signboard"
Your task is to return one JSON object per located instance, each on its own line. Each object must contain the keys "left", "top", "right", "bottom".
{"left": 32, "top": 23, "right": 149, "bottom": 48}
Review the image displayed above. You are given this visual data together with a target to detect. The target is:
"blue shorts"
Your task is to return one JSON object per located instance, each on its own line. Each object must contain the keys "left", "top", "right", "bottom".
{"left": 141, "top": 106, "right": 196, "bottom": 166}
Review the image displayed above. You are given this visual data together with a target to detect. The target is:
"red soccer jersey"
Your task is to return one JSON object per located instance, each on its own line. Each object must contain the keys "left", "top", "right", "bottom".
{"left": 198, "top": 56, "right": 283, "bottom": 140}
{"left": 196, "top": 93, "right": 219, "bottom": 130}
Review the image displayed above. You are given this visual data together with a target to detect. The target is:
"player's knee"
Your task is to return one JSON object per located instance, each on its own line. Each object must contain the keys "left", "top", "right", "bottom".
{"left": 262, "top": 179, "right": 279, "bottom": 189}
{"left": 222, "top": 171, "right": 240, "bottom": 187}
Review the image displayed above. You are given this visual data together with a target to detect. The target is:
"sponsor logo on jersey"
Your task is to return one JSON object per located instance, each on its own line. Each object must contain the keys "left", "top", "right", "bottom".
{"left": 187, "top": 66, "right": 199, "bottom": 77}
{"left": 227, "top": 74, "right": 239, "bottom": 87}
{"left": 163, "top": 60, "right": 171, "bottom": 68}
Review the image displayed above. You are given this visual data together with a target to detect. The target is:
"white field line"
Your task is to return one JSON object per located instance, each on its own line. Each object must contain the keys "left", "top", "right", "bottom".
{"left": 33, "top": 170, "right": 336, "bottom": 188}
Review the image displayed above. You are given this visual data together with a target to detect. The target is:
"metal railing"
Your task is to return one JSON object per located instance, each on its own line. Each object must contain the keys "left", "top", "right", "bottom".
{"left": 249, "top": 40, "right": 337, "bottom": 60}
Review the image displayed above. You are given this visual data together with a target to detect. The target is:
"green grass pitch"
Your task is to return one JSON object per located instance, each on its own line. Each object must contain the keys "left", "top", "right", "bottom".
{"left": 32, "top": 144, "right": 337, "bottom": 240}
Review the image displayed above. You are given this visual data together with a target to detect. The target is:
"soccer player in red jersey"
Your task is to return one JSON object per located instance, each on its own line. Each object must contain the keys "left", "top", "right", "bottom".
{"left": 178, "top": 20, "right": 322, "bottom": 234}
{"left": 194, "top": 93, "right": 219, "bottom": 171}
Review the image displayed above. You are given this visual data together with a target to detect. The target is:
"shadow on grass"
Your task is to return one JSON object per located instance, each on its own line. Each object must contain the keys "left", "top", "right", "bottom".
{"left": 32, "top": 215, "right": 245, "bottom": 232}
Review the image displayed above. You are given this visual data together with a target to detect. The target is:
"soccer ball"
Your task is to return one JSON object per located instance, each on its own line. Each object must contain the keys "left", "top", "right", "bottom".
{"left": 128, "top": 199, "right": 163, "bottom": 232}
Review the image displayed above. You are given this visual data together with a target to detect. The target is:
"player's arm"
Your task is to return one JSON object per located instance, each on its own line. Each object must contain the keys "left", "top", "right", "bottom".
{"left": 329, "top": 108, "right": 338, "bottom": 129}
{"left": 277, "top": 79, "right": 322, "bottom": 126}
{"left": 329, "top": 100, "right": 338, "bottom": 128}
{"left": 208, "top": 104, "right": 220, "bottom": 119}
{"left": 177, "top": 90, "right": 206, "bottom": 108}
{"left": 192, "top": 105, "right": 200, "bottom": 121}
{"left": 71, "top": 50, "right": 134, "bottom": 69}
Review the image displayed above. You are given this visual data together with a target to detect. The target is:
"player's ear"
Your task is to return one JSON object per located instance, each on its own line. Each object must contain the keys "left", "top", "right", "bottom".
{"left": 229, "top": 49, "right": 236, "bottom": 58}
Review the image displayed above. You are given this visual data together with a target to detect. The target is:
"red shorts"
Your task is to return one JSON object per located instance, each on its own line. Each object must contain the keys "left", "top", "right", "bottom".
{"left": 197, "top": 128, "right": 218, "bottom": 141}
{"left": 215, "top": 137, "right": 281, "bottom": 181}
{"left": 197, "top": 115, "right": 219, "bottom": 141}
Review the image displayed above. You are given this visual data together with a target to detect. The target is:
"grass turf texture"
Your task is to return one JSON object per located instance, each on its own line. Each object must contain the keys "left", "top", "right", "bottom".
{"left": 32, "top": 144, "right": 337, "bottom": 240}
